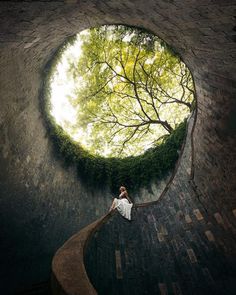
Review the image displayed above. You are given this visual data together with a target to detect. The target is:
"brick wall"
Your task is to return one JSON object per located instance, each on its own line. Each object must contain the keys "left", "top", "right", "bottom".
{"left": 0, "top": 0, "right": 235, "bottom": 293}
{"left": 85, "top": 115, "right": 236, "bottom": 295}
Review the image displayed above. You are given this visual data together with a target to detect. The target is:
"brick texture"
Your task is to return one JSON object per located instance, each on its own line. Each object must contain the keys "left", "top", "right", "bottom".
{"left": 0, "top": 0, "right": 235, "bottom": 293}
{"left": 85, "top": 117, "right": 236, "bottom": 295}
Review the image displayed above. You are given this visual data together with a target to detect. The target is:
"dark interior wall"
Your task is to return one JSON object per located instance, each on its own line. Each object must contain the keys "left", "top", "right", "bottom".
{"left": 0, "top": 7, "right": 112, "bottom": 292}
{"left": 0, "top": 1, "right": 235, "bottom": 294}
{"left": 193, "top": 74, "right": 236, "bottom": 212}
{"left": 84, "top": 114, "right": 236, "bottom": 295}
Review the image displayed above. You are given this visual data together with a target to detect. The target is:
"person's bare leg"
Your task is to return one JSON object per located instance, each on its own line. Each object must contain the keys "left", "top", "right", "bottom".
{"left": 109, "top": 199, "right": 116, "bottom": 212}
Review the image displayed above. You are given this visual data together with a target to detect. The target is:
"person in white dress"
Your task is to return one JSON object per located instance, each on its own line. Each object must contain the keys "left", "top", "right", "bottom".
{"left": 109, "top": 186, "right": 133, "bottom": 220}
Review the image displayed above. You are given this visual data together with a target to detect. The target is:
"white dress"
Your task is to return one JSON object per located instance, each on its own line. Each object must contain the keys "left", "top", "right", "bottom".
{"left": 113, "top": 192, "right": 133, "bottom": 220}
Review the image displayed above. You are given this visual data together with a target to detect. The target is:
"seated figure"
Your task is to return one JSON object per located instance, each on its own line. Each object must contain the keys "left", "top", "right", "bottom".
{"left": 109, "top": 186, "right": 133, "bottom": 220}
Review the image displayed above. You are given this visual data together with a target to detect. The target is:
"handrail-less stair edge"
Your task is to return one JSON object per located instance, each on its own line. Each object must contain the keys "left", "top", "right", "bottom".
{"left": 51, "top": 214, "right": 112, "bottom": 295}
{"left": 51, "top": 113, "right": 195, "bottom": 295}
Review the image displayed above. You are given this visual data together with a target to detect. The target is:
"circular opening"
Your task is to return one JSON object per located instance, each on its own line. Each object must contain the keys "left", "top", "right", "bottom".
{"left": 43, "top": 25, "right": 195, "bottom": 191}
{"left": 48, "top": 25, "right": 195, "bottom": 158}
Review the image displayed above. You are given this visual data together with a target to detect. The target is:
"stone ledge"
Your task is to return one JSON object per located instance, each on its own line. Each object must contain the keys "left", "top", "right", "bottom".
{"left": 50, "top": 113, "right": 195, "bottom": 295}
{"left": 51, "top": 213, "right": 112, "bottom": 295}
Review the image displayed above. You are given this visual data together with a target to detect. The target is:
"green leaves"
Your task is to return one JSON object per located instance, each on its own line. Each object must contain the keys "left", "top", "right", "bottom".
{"left": 43, "top": 110, "right": 187, "bottom": 193}
{"left": 62, "top": 25, "right": 194, "bottom": 157}
{"left": 42, "top": 25, "right": 193, "bottom": 193}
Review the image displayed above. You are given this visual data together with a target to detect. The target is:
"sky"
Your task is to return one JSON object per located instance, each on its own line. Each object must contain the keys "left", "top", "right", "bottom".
{"left": 49, "top": 27, "right": 192, "bottom": 157}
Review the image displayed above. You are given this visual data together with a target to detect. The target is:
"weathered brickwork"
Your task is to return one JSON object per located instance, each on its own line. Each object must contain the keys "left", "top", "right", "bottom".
{"left": 85, "top": 117, "right": 236, "bottom": 294}
{"left": 0, "top": 0, "right": 235, "bottom": 294}
{"left": 193, "top": 76, "right": 236, "bottom": 215}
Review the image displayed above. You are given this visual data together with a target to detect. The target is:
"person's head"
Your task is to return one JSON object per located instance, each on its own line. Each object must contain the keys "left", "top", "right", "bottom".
{"left": 119, "top": 186, "right": 126, "bottom": 192}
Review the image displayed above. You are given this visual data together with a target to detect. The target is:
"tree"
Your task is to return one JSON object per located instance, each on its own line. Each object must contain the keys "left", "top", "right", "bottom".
{"left": 67, "top": 25, "right": 194, "bottom": 157}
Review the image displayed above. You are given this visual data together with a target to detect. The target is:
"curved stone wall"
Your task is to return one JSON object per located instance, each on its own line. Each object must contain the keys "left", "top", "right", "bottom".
{"left": 84, "top": 113, "right": 236, "bottom": 295}
{"left": 0, "top": 1, "right": 235, "bottom": 294}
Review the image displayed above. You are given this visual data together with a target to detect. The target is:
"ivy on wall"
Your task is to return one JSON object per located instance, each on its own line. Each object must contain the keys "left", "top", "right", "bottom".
{"left": 40, "top": 34, "right": 188, "bottom": 194}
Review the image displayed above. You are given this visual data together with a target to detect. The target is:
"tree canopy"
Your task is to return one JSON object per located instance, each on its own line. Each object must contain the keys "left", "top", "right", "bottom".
{"left": 51, "top": 25, "right": 195, "bottom": 158}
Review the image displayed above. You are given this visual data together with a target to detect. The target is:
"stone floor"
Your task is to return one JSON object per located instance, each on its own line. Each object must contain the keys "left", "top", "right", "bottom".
{"left": 84, "top": 116, "right": 236, "bottom": 295}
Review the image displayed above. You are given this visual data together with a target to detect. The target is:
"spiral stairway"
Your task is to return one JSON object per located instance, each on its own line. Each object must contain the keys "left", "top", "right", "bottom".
{"left": 0, "top": 1, "right": 235, "bottom": 294}
{"left": 51, "top": 115, "right": 236, "bottom": 295}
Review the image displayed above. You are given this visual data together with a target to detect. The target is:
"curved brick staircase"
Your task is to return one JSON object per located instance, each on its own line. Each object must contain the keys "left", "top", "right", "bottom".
{"left": 83, "top": 115, "right": 236, "bottom": 295}
{"left": 52, "top": 114, "right": 236, "bottom": 295}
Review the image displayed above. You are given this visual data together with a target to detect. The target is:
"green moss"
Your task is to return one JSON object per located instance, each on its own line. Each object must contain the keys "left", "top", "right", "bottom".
{"left": 40, "top": 33, "right": 188, "bottom": 194}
